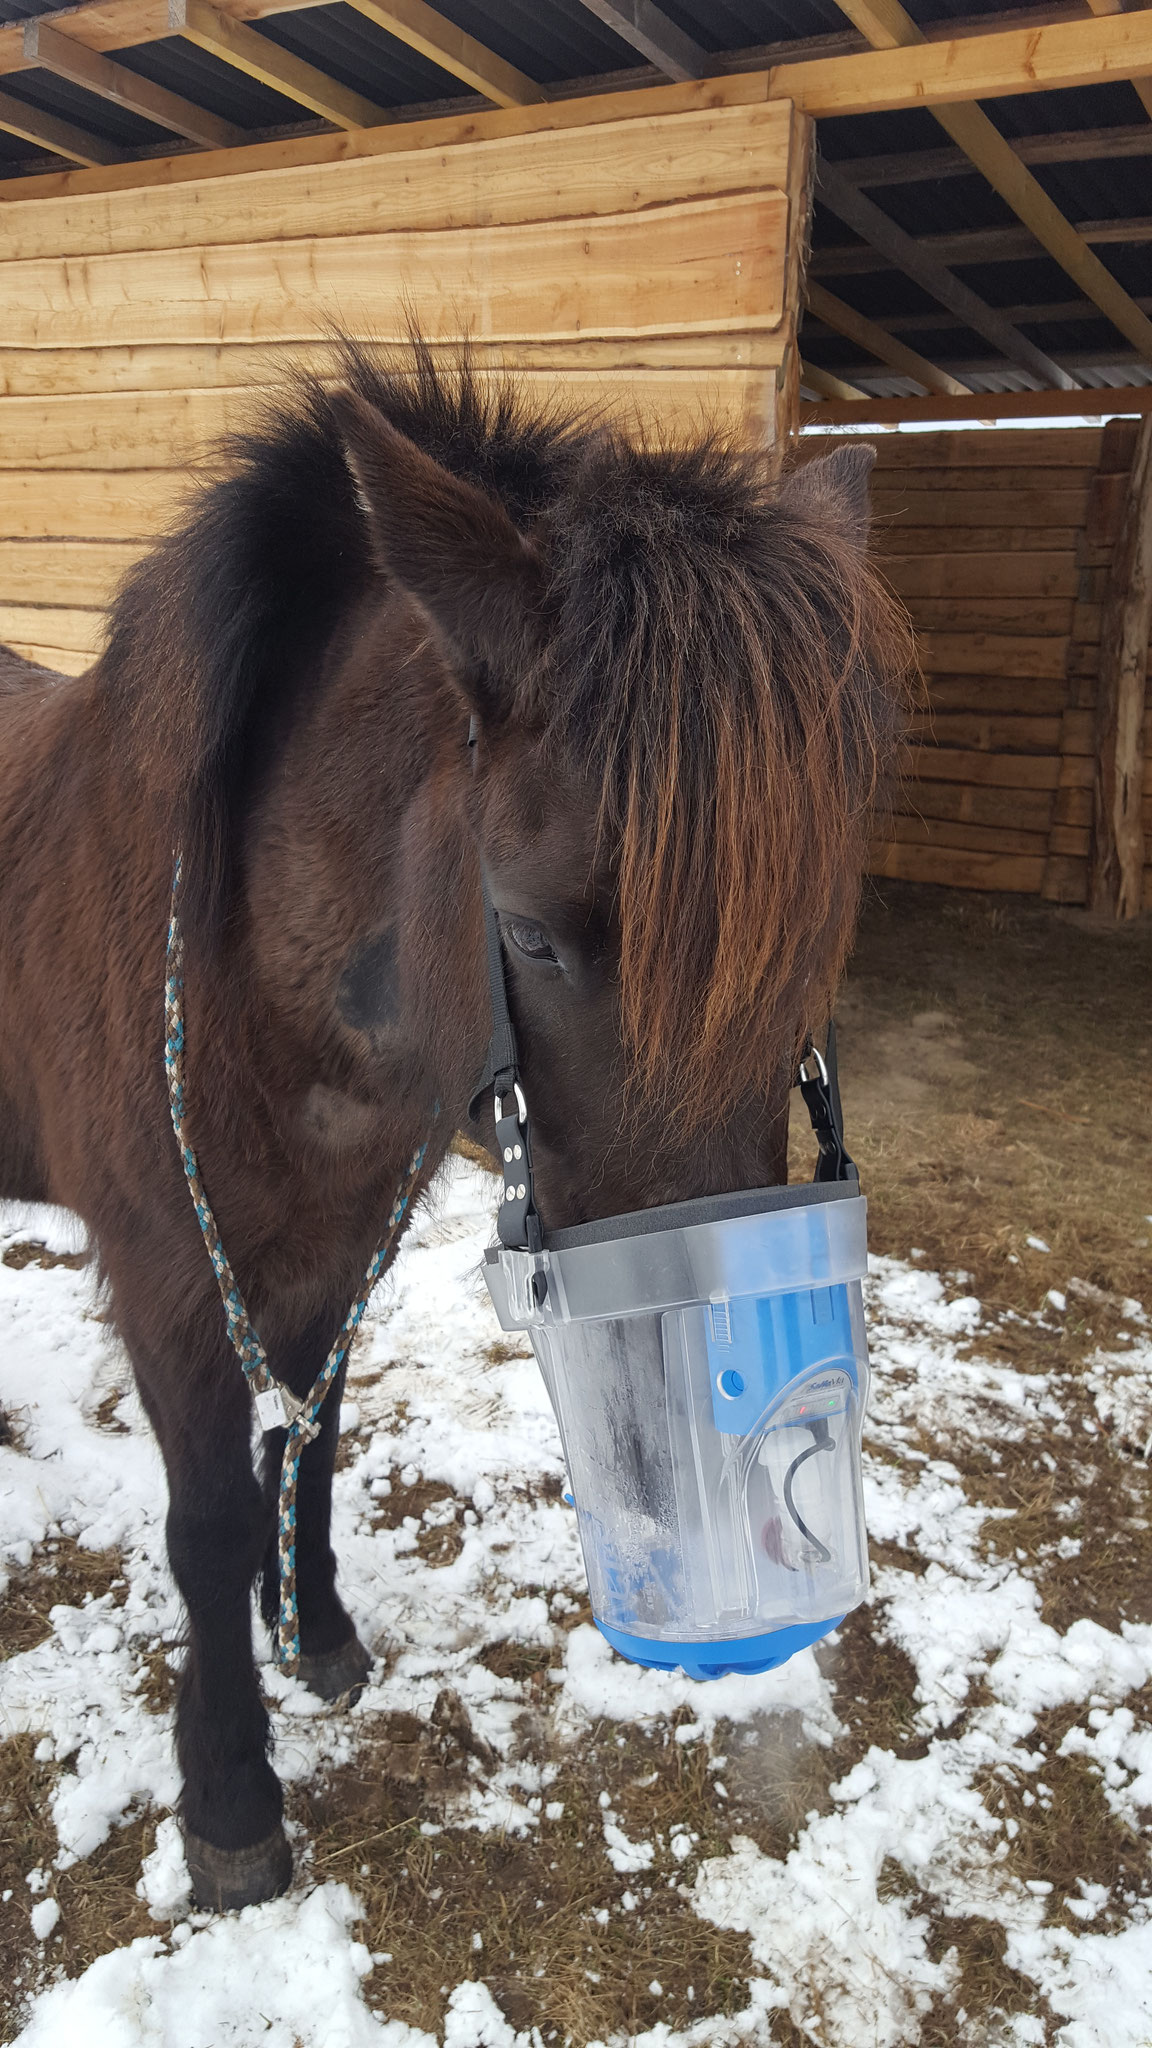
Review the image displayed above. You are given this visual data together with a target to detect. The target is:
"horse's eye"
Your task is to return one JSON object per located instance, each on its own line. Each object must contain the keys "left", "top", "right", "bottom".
{"left": 504, "top": 917, "right": 558, "bottom": 964}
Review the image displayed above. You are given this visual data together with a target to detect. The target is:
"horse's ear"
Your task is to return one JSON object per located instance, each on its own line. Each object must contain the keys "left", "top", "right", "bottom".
{"left": 331, "top": 388, "right": 546, "bottom": 715}
{"left": 780, "top": 442, "right": 875, "bottom": 544}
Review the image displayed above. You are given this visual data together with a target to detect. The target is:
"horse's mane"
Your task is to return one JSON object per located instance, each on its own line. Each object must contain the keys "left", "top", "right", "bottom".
{"left": 101, "top": 338, "right": 910, "bottom": 1115}
{"left": 101, "top": 337, "right": 588, "bottom": 935}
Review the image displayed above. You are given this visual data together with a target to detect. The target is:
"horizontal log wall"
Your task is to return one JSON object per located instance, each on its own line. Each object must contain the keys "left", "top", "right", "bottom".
{"left": 0, "top": 89, "right": 811, "bottom": 676}
{"left": 805, "top": 424, "right": 1151, "bottom": 909}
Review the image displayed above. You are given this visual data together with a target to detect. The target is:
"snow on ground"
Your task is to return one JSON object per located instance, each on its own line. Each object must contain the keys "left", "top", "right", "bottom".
{"left": 1, "top": 1164, "right": 1150, "bottom": 2047}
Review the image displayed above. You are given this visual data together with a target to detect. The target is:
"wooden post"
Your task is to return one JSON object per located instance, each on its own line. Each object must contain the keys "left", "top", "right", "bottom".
{"left": 1089, "top": 416, "right": 1152, "bottom": 919}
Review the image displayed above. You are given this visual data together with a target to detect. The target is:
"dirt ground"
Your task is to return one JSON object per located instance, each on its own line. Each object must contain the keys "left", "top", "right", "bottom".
{"left": 1, "top": 881, "right": 1149, "bottom": 2046}
{"left": 454, "top": 878, "right": 1148, "bottom": 1335}
{"left": 831, "top": 880, "right": 1151, "bottom": 1337}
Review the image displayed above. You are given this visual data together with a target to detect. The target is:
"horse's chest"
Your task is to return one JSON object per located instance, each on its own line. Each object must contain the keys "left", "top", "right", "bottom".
{"left": 297, "top": 1082, "right": 381, "bottom": 1150}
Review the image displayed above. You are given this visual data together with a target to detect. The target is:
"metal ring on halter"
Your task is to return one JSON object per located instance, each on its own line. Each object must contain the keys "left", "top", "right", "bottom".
{"left": 798, "top": 1043, "right": 829, "bottom": 1088}
{"left": 495, "top": 1080, "right": 528, "bottom": 1128}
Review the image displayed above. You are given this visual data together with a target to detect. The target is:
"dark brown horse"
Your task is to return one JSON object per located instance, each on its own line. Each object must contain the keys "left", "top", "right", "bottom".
{"left": 0, "top": 343, "right": 909, "bottom": 1911}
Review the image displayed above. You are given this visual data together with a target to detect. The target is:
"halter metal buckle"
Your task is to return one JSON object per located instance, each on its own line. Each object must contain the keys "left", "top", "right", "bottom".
{"left": 798, "top": 1044, "right": 829, "bottom": 1089}
{"left": 494, "top": 1080, "right": 528, "bottom": 1128}
{"left": 495, "top": 1082, "right": 530, "bottom": 1210}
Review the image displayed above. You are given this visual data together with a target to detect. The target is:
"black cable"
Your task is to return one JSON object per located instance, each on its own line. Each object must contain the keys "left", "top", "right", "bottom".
{"left": 783, "top": 1421, "right": 834, "bottom": 1563}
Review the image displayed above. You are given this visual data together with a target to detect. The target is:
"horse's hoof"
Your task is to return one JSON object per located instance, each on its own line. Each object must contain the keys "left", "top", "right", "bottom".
{"left": 183, "top": 1824, "right": 293, "bottom": 1911}
{"left": 297, "top": 1633, "right": 373, "bottom": 1704}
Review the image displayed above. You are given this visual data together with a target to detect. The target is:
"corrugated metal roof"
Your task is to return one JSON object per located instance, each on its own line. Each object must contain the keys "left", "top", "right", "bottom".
{"left": 655, "top": 0, "right": 849, "bottom": 54}
{"left": 2, "top": 65, "right": 174, "bottom": 145}
{"left": 0, "top": 0, "right": 85, "bottom": 21}
{"left": 114, "top": 36, "right": 314, "bottom": 127}
{"left": 255, "top": 4, "right": 464, "bottom": 105}
{"left": 428, "top": 0, "right": 636, "bottom": 82}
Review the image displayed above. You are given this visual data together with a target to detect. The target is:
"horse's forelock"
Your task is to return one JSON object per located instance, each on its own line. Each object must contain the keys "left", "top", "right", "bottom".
{"left": 550, "top": 446, "right": 913, "bottom": 1125}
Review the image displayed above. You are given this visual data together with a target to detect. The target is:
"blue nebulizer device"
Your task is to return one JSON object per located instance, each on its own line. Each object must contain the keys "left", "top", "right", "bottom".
{"left": 473, "top": 873, "right": 869, "bottom": 1683}
{"left": 482, "top": 1175, "right": 870, "bottom": 1680}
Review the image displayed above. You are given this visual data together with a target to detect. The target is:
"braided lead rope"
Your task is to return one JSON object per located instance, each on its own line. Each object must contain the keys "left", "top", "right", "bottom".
{"left": 272, "top": 1150, "right": 425, "bottom": 1667}
{"left": 164, "top": 858, "right": 429, "bottom": 1669}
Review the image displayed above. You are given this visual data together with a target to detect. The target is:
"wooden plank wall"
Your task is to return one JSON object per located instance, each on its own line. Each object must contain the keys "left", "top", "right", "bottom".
{"left": 805, "top": 424, "right": 1151, "bottom": 910}
{"left": 0, "top": 90, "right": 811, "bottom": 676}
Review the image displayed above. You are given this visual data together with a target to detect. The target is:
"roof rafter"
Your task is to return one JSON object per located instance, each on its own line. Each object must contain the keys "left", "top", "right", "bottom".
{"left": 816, "top": 160, "right": 1076, "bottom": 390}
{"left": 879, "top": 296, "right": 1152, "bottom": 334}
{"left": 805, "top": 280, "right": 968, "bottom": 396}
{"left": 168, "top": 0, "right": 392, "bottom": 130}
{"left": 812, "top": 217, "right": 1152, "bottom": 273}
{"left": 799, "top": 359, "right": 867, "bottom": 401}
{"left": 832, "top": 0, "right": 1152, "bottom": 365}
{"left": 339, "top": 0, "right": 542, "bottom": 107}
{"left": 0, "top": 79, "right": 120, "bottom": 163}
{"left": 574, "top": 1, "right": 705, "bottom": 82}
{"left": 834, "top": 125, "right": 1152, "bottom": 189}
{"left": 24, "top": 16, "right": 243, "bottom": 149}
{"left": 778, "top": 10, "right": 1152, "bottom": 114}
{"left": 825, "top": 347, "right": 1144, "bottom": 382}
{"left": 802, "top": 385, "right": 1152, "bottom": 425}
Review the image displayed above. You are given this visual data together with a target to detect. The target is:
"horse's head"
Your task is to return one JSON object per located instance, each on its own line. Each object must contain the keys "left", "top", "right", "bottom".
{"left": 334, "top": 390, "right": 911, "bottom": 1228}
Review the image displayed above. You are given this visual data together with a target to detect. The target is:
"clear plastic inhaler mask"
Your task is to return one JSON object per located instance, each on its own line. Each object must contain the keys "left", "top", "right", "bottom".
{"left": 474, "top": 896, "right": 870, "bottom": 1682}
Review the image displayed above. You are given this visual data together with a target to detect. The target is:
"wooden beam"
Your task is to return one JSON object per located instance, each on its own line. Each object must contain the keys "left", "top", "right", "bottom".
{"left": 880, "top": 297, "right": 1152, "bottom": 335}
{"left": 813, "top": 220, "right": 1152, "bottom": 275}
{"left": 805, "top": 281, "right": 967, "bottom": 397}
{"left": 0, "top": 81, "right": 119, "bottom": 165}
{"left": 1090, "top": 415, "right": 1152, "bottom": 918}
{"left": 800, "top": 359, "right": 867, "bottom": 401}
{"left": 339, "top": 0, "right": 542, "bottom": 107}
{"left": 774, "top": 12, "right": 1152, "bottom": 116}
{"left": 0, "top": 73, "right": 779, "bottom": 208}
{"left": 831, "top": 0, "right": 1152, "bottom": 365}
{"left": 800, "top": 386, "right": 1152, "bottom": 425}
{"left": 23, "top": 17, "right": 243, "bottom": 149}
{"left": 168, "top": 0, "right": 392, "bottom": 129}
{"left": 836, "top": 125, "right": 1152, "bottom": 190}
{"left": 575, "top": 1, "right": 705, "bottom": 82}
{"left": 1085, "top": 0, "right": 1152, "bottom": 125}
{"left": 816, "top": 162, "right": 1075, "bottom": 390}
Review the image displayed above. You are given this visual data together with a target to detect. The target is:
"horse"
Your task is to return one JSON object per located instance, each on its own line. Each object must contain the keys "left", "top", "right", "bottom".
{"left": 0, "top": 341, "right": 910, "bottom": 1911}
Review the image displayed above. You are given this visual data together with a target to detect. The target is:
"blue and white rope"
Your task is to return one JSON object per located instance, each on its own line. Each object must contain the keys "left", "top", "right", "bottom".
{"left": 164, "top": 856, "right": 428, "bottom": 1670}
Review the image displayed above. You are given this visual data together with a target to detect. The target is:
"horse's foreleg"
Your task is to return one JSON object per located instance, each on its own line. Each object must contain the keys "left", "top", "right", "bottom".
{"left": 0, "top": 1084, "right": 51, "bottom": 1204}
{"left": 126, "top": 1318, "right": 290, "bottom": 1911}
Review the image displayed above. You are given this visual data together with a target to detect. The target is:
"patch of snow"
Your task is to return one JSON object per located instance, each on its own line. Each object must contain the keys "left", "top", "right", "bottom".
{"left": 3, "top": 1164, "right": 1152, "bottom": 2047}
{"left": 1085, "top": 1336, "right": 1152, "bottom": 1456}
{"left": 0, "top": 1202, "right": 87, "bottom": 1259}
{"left": 29, "top": 1899, "right": 60, "bottom": 1942}
{"left": 136, "top": 1817, "right": 193, "bottom": 1922}
{"left": 14, "top": 1884, "right": 423, "bottom": 2048}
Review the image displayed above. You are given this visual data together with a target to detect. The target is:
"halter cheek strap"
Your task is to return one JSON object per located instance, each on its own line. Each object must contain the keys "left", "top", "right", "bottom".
{"left": 477, "top": 885, "right": 544, "bottom": 1255}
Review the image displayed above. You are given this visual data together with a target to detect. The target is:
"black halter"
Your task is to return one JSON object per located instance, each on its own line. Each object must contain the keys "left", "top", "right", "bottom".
{"left": 471, "top": 891, "right": 857, "bottom": 1251}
